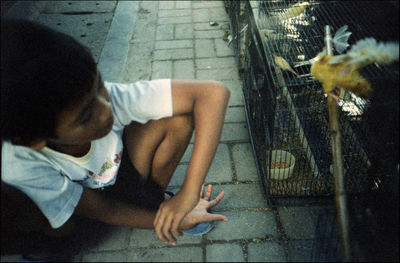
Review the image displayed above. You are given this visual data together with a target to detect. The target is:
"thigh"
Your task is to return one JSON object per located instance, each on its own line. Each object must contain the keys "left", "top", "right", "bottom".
{"left": 122, "top": 119, "right": 169, "bottom": 180}
{"left": 122, "top": 115, "right": 193, "bottom": 180}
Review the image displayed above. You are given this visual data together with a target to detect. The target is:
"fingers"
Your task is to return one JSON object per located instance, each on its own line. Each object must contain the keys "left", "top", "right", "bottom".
{"left": 204, "top": 184, "right": 212, "bottom": 201}
{"left": 207, "top": 191, "right": 225, "bottom": 209}
{"left": 162, "top": 216, "right": 177, "bottom": 245}
{"left": 208, "top": 213, "right": 229, "bottom": 222}
{"left": 154, "top": 207, "right": 168, "bottom": 243}
{"left": 198, "top": 212, "right": 229, "bottom": 223}
{"left": 154, "top": 205, "right": 161, "bottom": 230}
{"left": 170, "top": 216, "right": 184, "bottom": 238}
{"left": 154, "top": 204, "right": 178, "bottom": 245}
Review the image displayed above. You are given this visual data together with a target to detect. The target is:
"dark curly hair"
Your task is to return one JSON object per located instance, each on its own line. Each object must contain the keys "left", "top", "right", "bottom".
{"left": 1, "top": 19, "right": 97, "bottom": 144}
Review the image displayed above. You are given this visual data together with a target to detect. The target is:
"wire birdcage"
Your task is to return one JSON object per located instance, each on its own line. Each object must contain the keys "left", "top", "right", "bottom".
{"left": 225, "top": 0, "right": 399, "bottom": 261}
{"left": 225, "top": 0, "right": 399, "bottom": 205}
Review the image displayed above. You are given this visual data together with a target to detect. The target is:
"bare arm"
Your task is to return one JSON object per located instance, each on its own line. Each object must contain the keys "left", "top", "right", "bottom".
{"left": 154, "top": 80, "right": 230, "bottom": 243}
{"left": 171, "top": 80, "right": 230, "bottom": 196}
{"left": 73, "top": 186, "right": 227, "bottom": 236}
{"left": 74, "top": 188, "right": 157, "bottom": 229}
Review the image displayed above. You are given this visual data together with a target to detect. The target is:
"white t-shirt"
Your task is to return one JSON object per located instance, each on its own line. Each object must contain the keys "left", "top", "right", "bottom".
{"left": 1, "top": 79, "right": 173, "bottom": 228}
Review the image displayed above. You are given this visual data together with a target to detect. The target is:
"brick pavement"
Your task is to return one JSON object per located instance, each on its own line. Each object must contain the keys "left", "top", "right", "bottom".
{"left": 1, "top": 1, "right": 331, "bottom": 262}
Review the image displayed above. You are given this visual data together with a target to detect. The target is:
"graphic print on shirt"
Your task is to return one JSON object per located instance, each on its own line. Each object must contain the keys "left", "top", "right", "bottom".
{"left": 88, "top": 150, "right": 123, "bottom": 186}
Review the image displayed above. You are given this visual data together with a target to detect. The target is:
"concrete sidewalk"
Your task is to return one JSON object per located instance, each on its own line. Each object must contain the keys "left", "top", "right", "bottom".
{"left": 1, "top": 1, "right": 330, "bottom": 262}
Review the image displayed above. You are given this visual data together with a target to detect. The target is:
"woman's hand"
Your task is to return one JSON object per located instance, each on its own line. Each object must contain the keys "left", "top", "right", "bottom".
{"left": 153, "top": 186, "right": 200, "bottom": 244}
{"left": 180, "top": 184, "right": 228, "bottom": 229}
{"left": 153, "top": 185, "right": 228, "bottom": 245}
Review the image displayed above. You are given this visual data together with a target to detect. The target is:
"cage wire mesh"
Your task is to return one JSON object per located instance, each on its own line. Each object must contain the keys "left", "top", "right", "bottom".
{"left": 225, "top": 0, "right": 399, "bottom": 205}
{"left": 225, "top": 0, "right": 399, "bottom": 261}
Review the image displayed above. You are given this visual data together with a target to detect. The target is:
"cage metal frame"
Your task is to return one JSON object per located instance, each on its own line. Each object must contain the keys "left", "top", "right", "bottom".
{"left": 225, "top": 0, "right": 398, "bottom": 206}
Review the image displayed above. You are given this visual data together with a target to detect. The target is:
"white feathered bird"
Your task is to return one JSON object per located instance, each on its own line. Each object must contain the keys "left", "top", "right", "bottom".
{"left": 311, "top": 26, "right": 399, "bottom": 100}
{"left": 328, "top": 37, "right": 399, "bottom": 70}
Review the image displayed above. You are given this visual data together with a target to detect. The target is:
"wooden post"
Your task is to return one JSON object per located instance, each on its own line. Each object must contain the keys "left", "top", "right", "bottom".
{"left": 325, "top": 25, "right": 352, "bottom": 262}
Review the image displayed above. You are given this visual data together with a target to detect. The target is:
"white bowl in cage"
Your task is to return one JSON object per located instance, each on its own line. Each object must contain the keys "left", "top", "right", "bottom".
{"left": 267, "top": 150, "right": 295, "bottom": 180}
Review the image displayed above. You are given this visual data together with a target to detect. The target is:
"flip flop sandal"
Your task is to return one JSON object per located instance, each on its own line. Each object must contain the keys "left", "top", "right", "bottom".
{"left": 182, "top": 220, "right": 216, "bottom": 236}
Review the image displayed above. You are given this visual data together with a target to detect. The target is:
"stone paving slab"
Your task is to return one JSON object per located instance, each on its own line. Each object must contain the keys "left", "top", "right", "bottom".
{"left": 79, "top": 224, "right": 131, "bottom": 253}
{"left": 152, "top": 60, "right": 173, "bottom": 79}
{"left": 158, "top": 16, "right": 192, "bottom": 24}
{"left": 207, "top": 210, "right": 279, "bottom": 241}
{"left": 155, "top": 39, "right": 194, "bottom": 49}
{"left": 225, "top": 106, "right": 247, "bottom": 123}
{"left": 174, "top": 60, "right": 195, "bottom": 79}
{"left": 195, "top": 39, "right": 216, "bottom": 58}
{"left": 3, "top": 1, "right": 46, "bottom": 21}
{"left": 139, "top": 0, "right": 159, "bottom": 10}
{"left": 81, "top": 250, "right": 128, "bottom": 262}
{"left": 124, "top": 41, "right": 153, "bottom": 81}
{"left": 126, "top": 246, "right": 203, "bottom": 262}
{"left": 193, "top": 1, "right": 225, "bottom": 9}
{"left": 154, "top": 48, "right": 194, "bottom": 61}
{"left": 224, "top": 80, "right": 245, "bottom": 107}
{"left": 193, "top": 9, "right": 211, "bottom": 23}
{"left": 220, "top": 123, "right": 250, "bottom": 142}
{"left": 175, "top": 1, "right": 192, "bottom": 9}
{"left": 210, "top": 183, "right": 268, "bottom": 209}
{"left": 98, "top": 1, "right": 139, "bottom": 82}
{"left": 231, "top": 143, "right": 259, "bottom": 182}
{"left": 181, "top": 143, "right": 194, "bottom": 163}
{"left": 287, "top": 240, "right": 314, "bottom": 262}
{"left": 175, "top": 23, "right": 194, "bottom": 39}
{"left": 215, "top": 38, "right": 236, "bottom": 56}
{"left": 194, "top": 29, "right": 225, "bottom": 39}
{"left": 42, "top": 1, "right": 117, "bottom": 13}
{"left": 196, "top": 57, "right": 237, "bottom": 69}
{"left": 169, "top": 144, "right": 233, "bottom": 186}
{"left": 247, "top": 241, "right": 287, "bottom": 262}
{"left": 197, "top": 67, "right": 240, "bottom": 81}
{"left": 209, "top": 7, "right": 230, "bottom": 22}
{"left": 34, "top": 13, "right": 114, "bottom": 63}
{"left": 278, "top": 207, "right": 317, "bottom": 239}
{"left": 159, "top": 1, "right": 191, "bottom": 10}
{"left": 159, "top": 1, "right": 176, "bottom": 10}
{"left": 159, "top": 8, "right": 192, "bottom": 18}
{"left": 129, "top": 228, "right": 202, "bottom": 248}
{"left": 206, "top": 243, "right": 245, "bottom": 262}
{"left": 0, "top": 255, "right": 20, "bottom": 262}
{"left": 194, "top": 21, "right": 230, "bottom": 31}
{"left": 156, "top": 24, "right": 174, "bottom": 40}
{"left": 129, "top": 5, "right": 157, "bottom": 44}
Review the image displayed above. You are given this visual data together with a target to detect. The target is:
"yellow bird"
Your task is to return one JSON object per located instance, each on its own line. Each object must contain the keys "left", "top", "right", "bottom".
{"left": 311, "top": 54, "right": 372, "bottom": 99}
{"left": 260, "top": 29, "right": 286, "bottom": 43}
{"left": 328, "top": 37, "right": 399, "bottom": 70}
{"left": 258, "top": 2, "right": 310, "bottom": 28}
{"left": 278, "top": 2, "right": 310, "bottom": 20}
{"left": 310, "top": 38, "right": 399, "bottom": 100}
{"left": 274, "top": 55, "right": 298, "bottom": 76}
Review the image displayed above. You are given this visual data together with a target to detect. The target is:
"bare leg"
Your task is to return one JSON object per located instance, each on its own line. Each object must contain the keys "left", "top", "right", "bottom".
{"left": 123, "top": 114, "right": 194, "bottom": 190}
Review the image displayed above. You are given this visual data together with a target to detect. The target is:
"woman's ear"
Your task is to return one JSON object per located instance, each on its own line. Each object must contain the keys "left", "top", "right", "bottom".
{"left": 11, "top": 137, "right": 47, "bottom": 150}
